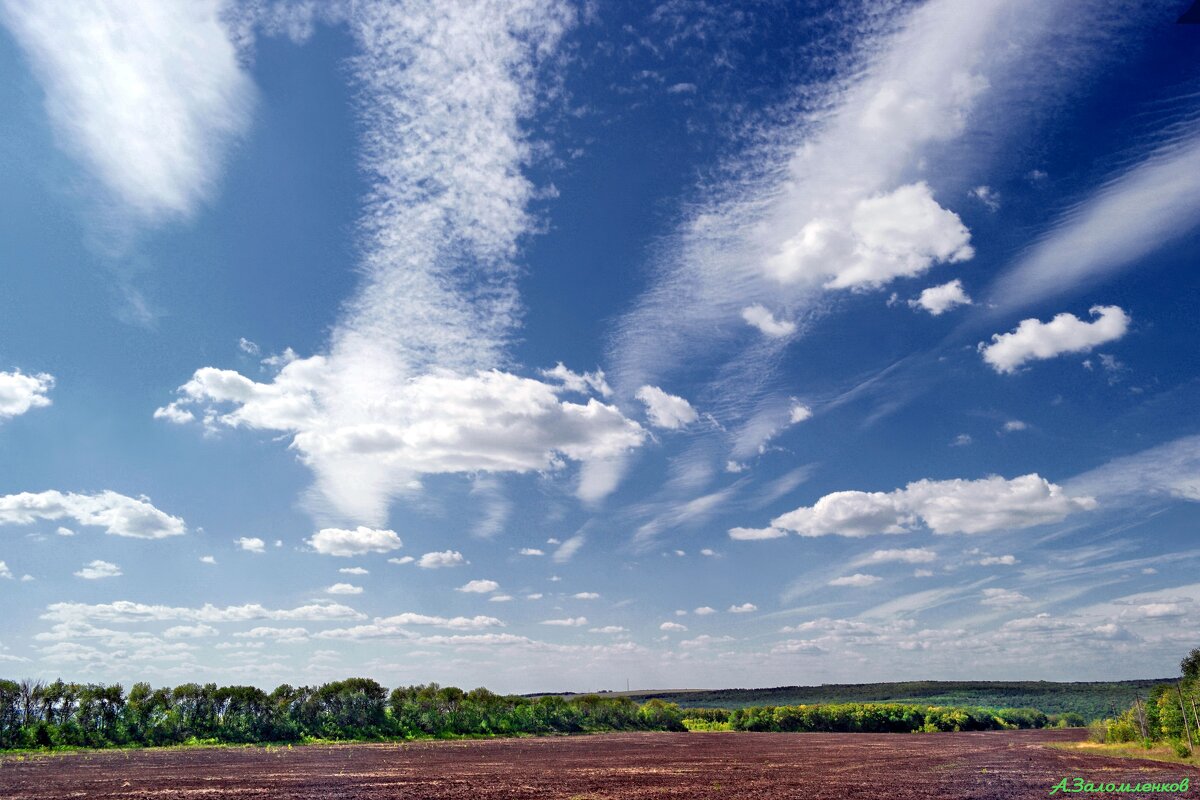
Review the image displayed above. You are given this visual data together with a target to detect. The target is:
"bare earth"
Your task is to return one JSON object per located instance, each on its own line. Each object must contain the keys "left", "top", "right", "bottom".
{"left": 1, "top": 729, "right": 1197, "bottom": 799}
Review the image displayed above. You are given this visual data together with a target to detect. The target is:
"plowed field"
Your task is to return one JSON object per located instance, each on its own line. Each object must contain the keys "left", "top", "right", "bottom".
{"left": 2, "top": 729, "right": 1197, "bottom": 799}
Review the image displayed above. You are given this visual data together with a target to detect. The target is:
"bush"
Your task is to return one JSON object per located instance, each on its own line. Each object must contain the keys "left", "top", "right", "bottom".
{"left": 1172, "top": 739, "right": 1193, "bottom": 759}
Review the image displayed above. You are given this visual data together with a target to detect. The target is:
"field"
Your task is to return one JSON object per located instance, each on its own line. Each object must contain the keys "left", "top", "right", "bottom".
{"left": 606, "top": 679, "right": 1170, "bottom": 719}
{"left": 2, "top": 729, "right": 1197, "bottom": 799}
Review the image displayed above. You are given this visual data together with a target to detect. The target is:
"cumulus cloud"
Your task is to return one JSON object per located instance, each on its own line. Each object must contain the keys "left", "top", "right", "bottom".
{"left": 235, "top": 536, "right": 265, "bottom": 553}
{"left": 694, "top": 606, "right": 716, "bottom": 615}
{"left": 42, "top": 600, "right": 365, "bottom": 624}
{"left": 541, "top": 617, "right": 587, "bottom": 627}
{"left": 0, "top": 490, "right": 185, "bottom": 538}
{"left": 199, "top": 555, "right": 216, "bottom": 565}
{"left": 457, "top": 579, "right": 500, "bottom": 594}
{"left": 829, "top": 573, "right": 881, "bottom": 587}
{"left": 1001, "top": 420, "right": 1028, "bottom": 433}
{"left": 589, "top": 625, "right": 626, "bottom": 634}
{"left": 736, "top": 473, "right": 1095, "bottom": 539}
{"left": 0, "top": 561, "right": 12, "bottom": 580}
{"left": 163, "top": 624, "right": 217, "bottom": 639}
{"left": 969, "top": 185, "right": 1000, "bottom": 211}
{"left": 768, "top": 182, "right": 974, "bottom": 289}
{"left": 741, "top": 304, "right": 796, "bottom": 338}
{"left": 540, "top": 363, "right": 612, "bottom": 397}
{"left": 636, "top": 385, "right": 699, "bottom": 429}
{"left": 659, "top": 621, "right": 687, "bottom": 632}
{"left": 519, "top": 548, "right": 544, "bottom": 556}
{"left": 980, "top": 305, "right": 1129, "bottom": 373}
{"left": 417, "top": 550, "right": 466, "bottom": 569}
{"left": 728, "top": 603, "right": 757, "bottom": 613}
{"left": 979, "top": 555, "right": 1018, "bottom": 566}
{"left": 0, "top": 0, "right": 254, "bottom": 219}
{"left": 388, "top": 556, "right": 415, "bottom": 565}
{"left": 307, "top": 527, "right": 402, "bottom": 557}
{"left": 573, "top": 592, "right": 600, "bottom": 600}
{"left": 74, "top": 560, "right": 122, "bottom": 580}
{"left": 908, "top": 279, "right": 972, "bottom": 315}
{"left": 325, "top": 583, "right": 363, "bottom": 595}
{"left": 0, "top": 369, "right": 53, "bottom": 419}
{"left": 339, "top": 566, "right": 369, "bottom": 575}
{"left": 154, "top": 2, "right": 654, "bottom": 523}
{"left": 855, "top": 548, "right": 937, "bottom": 565}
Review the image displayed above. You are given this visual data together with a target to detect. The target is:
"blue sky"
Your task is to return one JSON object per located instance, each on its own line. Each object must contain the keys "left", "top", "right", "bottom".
{"left": 0, "top": 0, "right": 1197, "bottom": 693}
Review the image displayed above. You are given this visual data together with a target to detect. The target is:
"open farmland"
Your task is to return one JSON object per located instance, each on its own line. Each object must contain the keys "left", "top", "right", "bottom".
{"left": 2, "top": 729, "right": 1198, "bottom": 800}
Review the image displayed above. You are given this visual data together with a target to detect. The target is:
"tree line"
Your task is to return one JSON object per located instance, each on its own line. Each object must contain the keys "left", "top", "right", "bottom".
{"left": 680, "top": 702, "right": 1078, "bottom": 733}
{"left": 0, "top": 678, "right": 687, "bottom": 749}
{"left": 1096, "top": 647, "right": 1200, "bottom": 758}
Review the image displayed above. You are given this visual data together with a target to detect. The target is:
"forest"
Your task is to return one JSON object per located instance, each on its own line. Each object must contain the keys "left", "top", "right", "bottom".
{"left": 0, "top": 676, "right": 1077, "bottom": 750}
{"left": 1095, "top": 648, "right": 1200, "bottom": 758}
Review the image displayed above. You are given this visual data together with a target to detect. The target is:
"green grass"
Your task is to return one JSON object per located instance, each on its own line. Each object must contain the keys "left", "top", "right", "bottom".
{"left": 1048, "top": 741, "right": 1197, "bottom": 767}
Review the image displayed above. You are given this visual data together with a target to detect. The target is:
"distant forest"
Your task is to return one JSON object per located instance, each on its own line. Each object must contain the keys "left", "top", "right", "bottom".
{"left": 578, "top": 680, "right": 1170, "bottom": 721}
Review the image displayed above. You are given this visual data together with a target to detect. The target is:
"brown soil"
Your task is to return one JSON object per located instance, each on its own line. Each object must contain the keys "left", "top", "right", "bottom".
{"left": 1, "top": 729, "right": 1196, "bottom": 799}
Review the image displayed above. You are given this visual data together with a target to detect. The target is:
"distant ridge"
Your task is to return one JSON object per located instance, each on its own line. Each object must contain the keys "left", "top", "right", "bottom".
{"left": 534, "top": 679, "right": 1173, "bottom": 721}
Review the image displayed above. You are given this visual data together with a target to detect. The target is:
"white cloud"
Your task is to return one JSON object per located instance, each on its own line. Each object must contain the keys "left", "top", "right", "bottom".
{"left": 573, "top": 592, "right": 600, "bottom": 600}
{"left": 789, "top": 402, "right": 813, "bottom": 425}
{"left": 43, "top": 600, "right": 365, "bottom": 624}
{"left": 326, "top": 583, "right": 363, "bottom": 595}
{"left": 979, "top": 555, "right": 1018, "bottom": 566}
{"left": 165, "top": 365, "right": 646, "bottom": 522}
{"left": 1067, "top": 434, "right": 1200, "bottom": 504}
{"left": 156, "top": 2, "right": 649, "bottom": 523}
{"left": 519, "top": 548, "right": 544, "bottom": 556}
{"left": 741, "top": 304, "right": 796, "bottom": 338}
{"left": 163, "top": 624, "right": 217, "bottom": 639}
{"left": 238, "top": 338, "right": 260, "bottom": 356}
{"left": 990, "top": 128, "right": 1200, "bottom": 310}
{"left": 659, "top": 621, "right": 687, "bottom": 632}
{"left": 951, "top": 434, "right": 973, "bottom": 447}
{"left": 388, "top": 556, "right": 415, "bottom": 565}
{"left": 908, "top": 279, "right": 972, "bottom": 315}
{"left": 0, "top": 561, "right": 11, "bottom": 579}
{"left": 744, "top": 473, "right": 1094, "bottom": 538}
{"left": 541, "top": 617, "right": 587, "bottom": 627}
{"left": 539, "top": 363, "right": 612, "bottom": 397}
{"left": 74, "top": 560, "right": 122, "bottom": 580}
{"left": 525, "top": 593, "right": 543, "bottom": 600}
{"left": 728, "top": 603, "right": 757, "bottom": 613}
{"left": 969, "top": 185, "right": 1000, "bottom": 211}
{"left": 1001, "top": 420, "right": 1028, "bottom": 433}
{"left": 489, "top": 594, "right": 513, "bottom": 603}
{"left": 153, "top": 403, "right": 195, "bottom": 424}
{"left": 0, "top": 490, "right": 185, "bottom": 538}
{"left": 769, "top": 182, "right": 974, "bottom": 290}
{"left": 553, "top": 534, "right": 585, "bottom": 563}
{"left": 700, "top": 548, "right": 716, "bottom": 557}
{"left": 728, "top": 526, "right": 789, "bottom": 541}
{"left": 979, "top": 305, "right": 1130, "bottom": 374}
{"left": 235, "top": 536, "right": 266, "bottom": 553}
{"left": 0, "top": 0, "right": 254, "bottom": 218}
{"left": 589, "top": 625, "right": 626, "bottom": 634}
{"left": 636, "top": 385, "right": 699, "bottom": 429}
{"left": 0, "top": 369, "right": 53, "bottom": 419}
{"left": 693, "top": 606, "right": 716, "bottom": 616}
{"left": 55, "top": 527, "right": 74, "bottom": 537}
{"left": 307, "top": 526, "right": 402, "bottom": 557}
{"left": 234, "top": 627, "right": 309, "bottom": 642}
{"left": 339, "top": 567, "right": 369, "bottom": 575}
{"left": 856, "top": 548, "right": 937, "bottom": 565}
{"left": 980, "top": 588, "right": 1031, "bottom": 607}
{"left": 829, "top": 573, "right": 881, "bottom": 587}
{"left": 417, "top": 550, "right": 466, "bottom": 569}
{"left": 457, "top": 579, "right": 500, "bottom": 594}
{"left": 200, "top": 555, "right": 216, "bottom": 565}
{"left": 380, "top": 613, "right": 503, "bottom": 630}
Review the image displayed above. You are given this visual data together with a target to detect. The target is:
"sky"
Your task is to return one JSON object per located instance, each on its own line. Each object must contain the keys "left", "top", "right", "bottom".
{"left": 0, "top": 0, "right": 1197, "bottom": 694}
